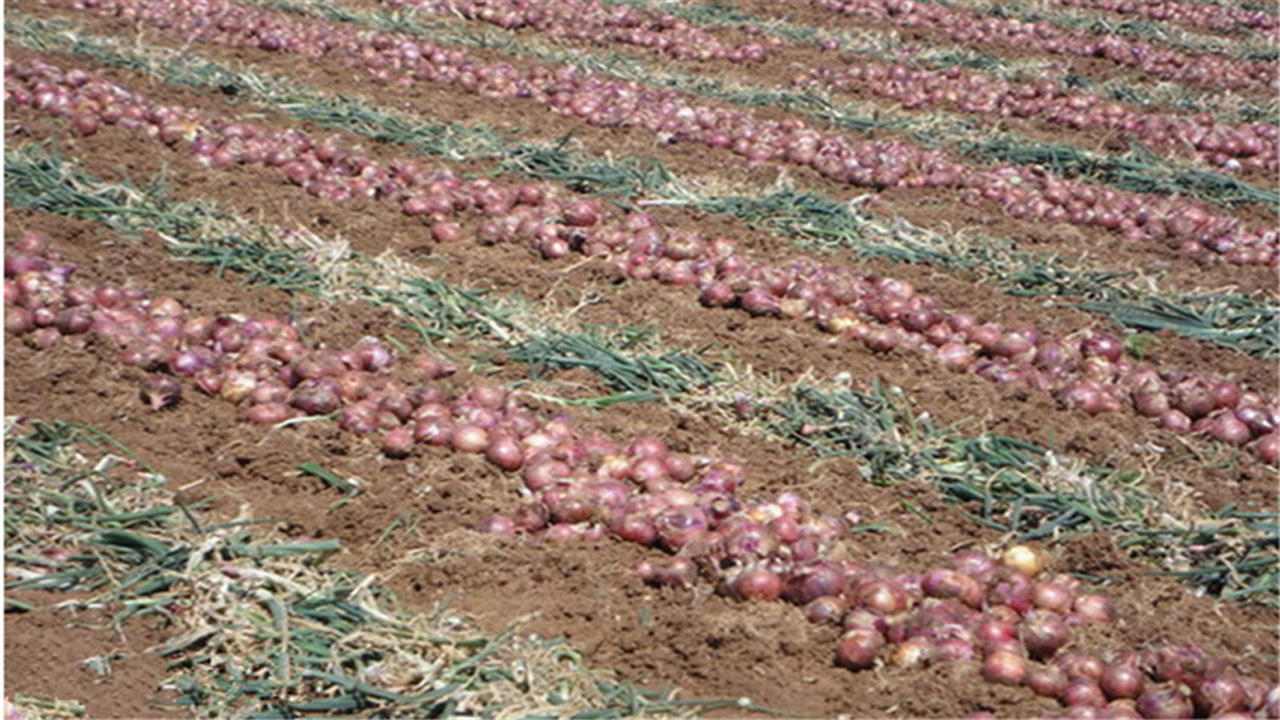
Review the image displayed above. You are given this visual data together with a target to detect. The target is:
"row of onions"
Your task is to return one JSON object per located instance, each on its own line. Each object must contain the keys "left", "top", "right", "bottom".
{"left": 793, "top": 63, "right": 1277, "bottom": 174}
{"left": 382, "top": 0, "right": 775, "bottom": 63}
{"left": 6, "top": 54, "right": 1278, "bottom": 462}
{"left": 802, "top": 0, "right": 1276, "bottom": 92}
{"left": 36, "top": 0, "right": 1280, "bottom": 266}
{"left": 1048, "top": 0, "right": 1279, "bottom": 36}
{"left": 5, "top": 232, "right": 1279, "bottom": 719}
{"left": 385, "top": 0, "right": 1276, "bottom": 175}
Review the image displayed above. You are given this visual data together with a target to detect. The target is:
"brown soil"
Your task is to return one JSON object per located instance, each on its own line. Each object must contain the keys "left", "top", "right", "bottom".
{"left": 4, "top": 7, "right": 1278, "bottom": 720}
{"left": 5, "top": 591, "right": 181, "bottom": 718}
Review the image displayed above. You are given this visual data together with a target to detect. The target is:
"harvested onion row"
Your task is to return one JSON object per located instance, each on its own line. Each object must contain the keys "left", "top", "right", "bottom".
{"left": 5, "top": 235, "right": 1278, "bottom": 719}
{"left": 1049, "top": 0, "right": 1279, "bottom": 36}
{"left": 801, "top": 0, "right": 1276, "bottom": 92}
{"left": 381, "top": 0, "right": 774, "bottom": 63}
{"left": 793, "top": 63, "right": 1278, "bottom": 175}
{"left": 6, "top": 55, "right": 1278, "bottom": 462}
{"left": 36, "top": 0, "right": 1280, "bottom": 266}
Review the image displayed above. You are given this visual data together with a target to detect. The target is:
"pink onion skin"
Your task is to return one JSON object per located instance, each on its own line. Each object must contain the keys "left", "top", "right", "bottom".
{"left": 1073, "top": 594, "right": 1116, "bottom": 624}
{"left": 450, "top": 425, "right": 490, "bottom": 453}
{"left": 485, "top": 435, "right": 525, "bottom": 471}
{"left": 728, "top": 566, "right": 784, "bottom": 602}
{"left": 476, "top": 514, "right": 517, "bottom": 536}
{"left": 1135, "top": 687, "right": 1194, "bottom": 719}
{"left": 982, "top": 650, "right": 1028, "bottom": 686}
{"left": 1191, "top": 676, "right": 1249, "bottom": 716}
{"left": 1021, "top": 610, "right": 1070, "bottom": 661}
{"left": 1100, "top": 660, "right": 1146, "bottom": 700}
{"left": 835, "top": 628, "right": 885, "bottom": 672}
{"left": 246, "top": 403, "right": 293, "bottom": 424}
{"left": 381, "top": 427, "right": 415, "bottom": 457}
{"left": 1026, "top": 663, "right": 1069, "bottom": 698}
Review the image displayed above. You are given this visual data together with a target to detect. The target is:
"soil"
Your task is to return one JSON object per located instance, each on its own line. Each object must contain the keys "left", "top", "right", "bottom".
{"left": 4, "top": 2, "right": 1278, "bottom": 719}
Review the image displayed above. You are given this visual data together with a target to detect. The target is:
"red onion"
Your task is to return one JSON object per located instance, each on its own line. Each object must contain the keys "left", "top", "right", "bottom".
{"left": 1021, "top": 610, "right": 1070, "bottom": 660}
{"left": 803, "top": 595, "right": 847, "bottom": 625}
{"left": 835, "top": 628, "right": 885, "bottom": 671}
{"left": 1207, "top": 413, "right": 1251, "bottom": 446}
{"left": 1135, "top": 687, "right": 1193, "bottom": 719}
{"left": 1026, "top": 663, "right": 1070, "bottom": 698}
{"left": 485, "top": 434, "right": 525, "bottom": 471}
{"left": 1058, "top": 652, "right": 1107, "bottom": 681}
{"left": 450, "top": 424, "right": 490, "bottom": 453}
{"left": 290, "top": 380, "right": 341, "bottom": 415}
{"left": 921, "top": 568, "right": 984, "bottom": 608}
{"left": 246, "top": 403, "right": 293, "bottom": 424}
{"left": 1073, "top": 594, "right": 1116, "bottom": 624}
{"left": 728, "top": 566, "right": 784, "bottom": 601}
{"left": 381, "top": 427, "right": 415, "bottom": 457}
{"left": 476, "top": 514, "right": 517, "bottom": 535}
{"left": 1033, "top": 576, "right": 1077, "bottom": 614}
{"left": 1100, "top": 660, "right": 1146, "bottom": 700}
{"left": 1191, "top": 676, "right": 1249, "bottom": 716}
{"left": 1061, "top": 677, "right": 1108, "bottom": 708}
{"left": 982, "top": 650, "right": 1028, "bottom": 686}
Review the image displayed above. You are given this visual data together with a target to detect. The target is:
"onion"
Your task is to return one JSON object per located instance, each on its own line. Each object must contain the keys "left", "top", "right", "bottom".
{"left": 1100, "top": 660, "right": 1146, "bottom": 700}
{"left": 740, "top": 288, "right": 780, "bottom": 317}
{"left": 1073, "top": 594, "right": 1116, "bottom": 624}
{"left": 612, "top": 513, "right": 657, "bottom": 545}
{"left": 785, "top": 562, "right": 848, "bottom": 605}
{"left": 451, "top": 424, "right": 490, "bottom": 453}
{"left": 381, "top": 427, "right": 415, "bottom": 457}
{"left": 485, "top": 434, "right": 525, "bottom": 470}
{"left": 290, "top": 380, "right": 341, "bottom": 415}
{"left": 1207, "top": 413, "right": 1251, "bottom": 446}
{"left": 887, "top": 636, "right": 934, "bottom": 669}
{"left": 1002, "top": 544, "right": 1046, "bottom": 577}
{"left": 1250, "top": 432, "right": 1279, "bottom": 464}
{"left": 1026, "top": 663, "right": 1069, "bottom": 698}
{"left": 476, "top": 514, "right": 517, "bottom": 536}
{"left": 921, "top": 568, "right": 984, "bottom": 608}
{"left": 1061, "top": 677, "right": 1108, "bottom": 708}
{"left": 654, "top": 505, "right": 707, "bottom": 551}
{"left": 246, "top": 403, "right": 293, "bottom": 424}
{"left": 5, "top": 306, "right": 35, "bottom": 334}
{"left": 1135, "top": 687, "right": 1193, "bottom": 719}
{"left": 1058, "top": 652, "right": 1106, "bottom": 681}
{"left": 835, "top": 628, "right": 885, "bottom": 671}
{"left": 1021, "top": 610, "right": 1070, "bottom": 660}
{"left": 1033, "top": 577, "right": 1077, "bottom": 614}
{"left": 858, "top": 579, "right": 912, "bottom": 615}
{"left": 728, "top": 566, "right": 783, "bottom": 601}
{"left": 935, "top": 341, "right": 974, "bottom": 372}
{"left": 1082, "top": 332, "right": 1123, "bottom": 362}
{"left": 1191, "top": 676, "right": 1248, "bottom": 716}
{"left": 803, "top": 595, "right": 847, "bottom": 625}
{"left": 951, "top": 549, "right": 999, "bottom": 582}
{"left": 982, "top": 650, "right": 1028, "bottom": 686}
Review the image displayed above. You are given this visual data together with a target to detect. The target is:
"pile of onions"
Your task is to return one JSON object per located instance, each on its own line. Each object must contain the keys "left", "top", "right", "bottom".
{"left": 805, "top": 0, "right": 1277, "bottom": 92}
{"left": 383, "top": 0, "right": 774, "bottom": 63}
{"left": 8, "top": 55, "right": 1278, "bottom": 463}
{"left": 1051, "top": 0, "right": 1280, "bottom": 36}
{"left": 40, "top": 0, "right": 1280, "bottom": 267}
{"left": 5, "top": 236, "right": 1277, "bottom": 716}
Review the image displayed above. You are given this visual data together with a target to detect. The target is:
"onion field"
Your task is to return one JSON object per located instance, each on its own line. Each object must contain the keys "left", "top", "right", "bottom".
{"left": 4, "top": 0, "right": 1278, "bottom": 716}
